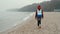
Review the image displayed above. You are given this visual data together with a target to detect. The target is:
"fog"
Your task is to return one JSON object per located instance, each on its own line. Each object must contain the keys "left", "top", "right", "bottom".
{"left": 0, "top": 0, "right": 51, "bottom": 10}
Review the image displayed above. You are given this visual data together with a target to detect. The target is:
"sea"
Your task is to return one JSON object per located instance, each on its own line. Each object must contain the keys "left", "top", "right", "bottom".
{"left": 0, "top": 10, "right": 33, "bottom": 32}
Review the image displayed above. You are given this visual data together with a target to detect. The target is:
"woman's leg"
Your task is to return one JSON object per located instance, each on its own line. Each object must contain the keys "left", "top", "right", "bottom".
{"left": 37, "top": 20, "right": 40, "bottom": 26}
{"left": 39, "top": 18, "right": 41, "bottom": 25}
{"left": 37, "top": 18, "right": 41, "bottom": 27}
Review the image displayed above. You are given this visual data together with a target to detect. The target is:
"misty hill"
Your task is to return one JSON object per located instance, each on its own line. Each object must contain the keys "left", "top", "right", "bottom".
{"left": 17, "top": 3, "right": 38, "bottom": 12}
{"left": 18, "top": 1, "right": 53, "bottom": 12}
{"left": 51, "top": 0, "right": 60, "bottom": 9}
{"left": 8, "top": 0, "right": 60, "bottom": 12}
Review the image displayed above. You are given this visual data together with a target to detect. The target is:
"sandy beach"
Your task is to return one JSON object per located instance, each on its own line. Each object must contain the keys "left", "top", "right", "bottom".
{"left": 0, "top": 12, "right": 60, "bottom": 34}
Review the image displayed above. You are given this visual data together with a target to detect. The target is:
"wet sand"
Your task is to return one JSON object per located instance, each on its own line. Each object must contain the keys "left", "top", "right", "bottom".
{"left": 0, "top": 12, "right": 60, "bottom": 34}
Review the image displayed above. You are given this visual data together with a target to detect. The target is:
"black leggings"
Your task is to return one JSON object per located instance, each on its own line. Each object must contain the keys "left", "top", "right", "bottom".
{"left": 37, "top": 19, "right": 41, "bottom": 26}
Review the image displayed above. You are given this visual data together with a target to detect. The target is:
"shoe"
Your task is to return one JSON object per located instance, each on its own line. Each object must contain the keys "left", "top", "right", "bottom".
{"left": 38, "top": 24, "right": 41, "bottom": 29}
{"left": 38, "top": 26, "right": 41, "bottom": 29}
{"left": 39, "top": 26, "right": 41, "bottom": 28}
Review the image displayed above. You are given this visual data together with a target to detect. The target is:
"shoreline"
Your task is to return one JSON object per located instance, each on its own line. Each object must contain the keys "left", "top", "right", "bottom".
{"left": 0, "top": 12, "right": 34, "bottom": 34}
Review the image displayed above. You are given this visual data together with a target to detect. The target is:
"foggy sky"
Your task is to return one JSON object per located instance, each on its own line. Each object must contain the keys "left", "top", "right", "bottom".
{"left": 0, "top": 0, "right": 51, "bottom": 10}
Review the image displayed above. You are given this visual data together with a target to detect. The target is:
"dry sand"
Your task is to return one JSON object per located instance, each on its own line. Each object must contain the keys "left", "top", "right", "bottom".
{"left": 0, "top": 12, "right": 60, "bottom": 34}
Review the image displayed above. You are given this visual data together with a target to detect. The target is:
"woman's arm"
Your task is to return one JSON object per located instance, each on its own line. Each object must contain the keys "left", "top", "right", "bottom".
{"left": 35, "top": 10, "right": 37, "bottom": 19}
{"left": 42, "top": 10, "right": 44, "bottom": 18}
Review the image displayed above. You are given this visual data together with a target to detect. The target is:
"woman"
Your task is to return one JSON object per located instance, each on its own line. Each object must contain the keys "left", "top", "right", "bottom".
{"left": 35, "top": 5, "right": 44, "bottom": 28}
